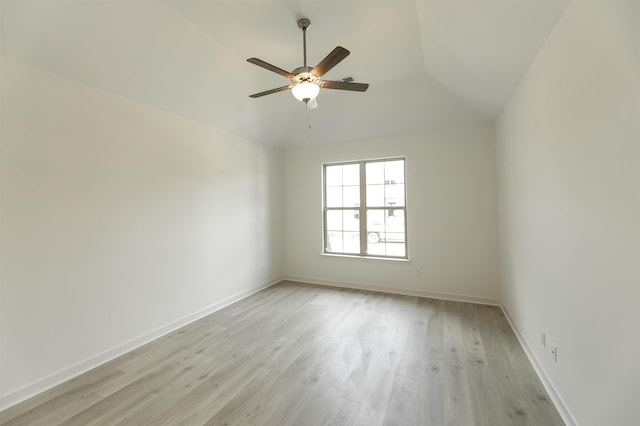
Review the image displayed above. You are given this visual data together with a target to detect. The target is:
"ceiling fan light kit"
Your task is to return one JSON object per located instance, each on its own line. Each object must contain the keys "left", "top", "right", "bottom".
{"left": 291, "top": 81, "right": 320, "bottom": 102}
{"left": 247, "top": 18, "right": 369, "bottom": 106}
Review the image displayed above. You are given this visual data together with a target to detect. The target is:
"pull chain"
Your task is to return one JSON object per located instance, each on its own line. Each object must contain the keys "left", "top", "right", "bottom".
{"left": 306, "top": 102, "right": 311, "bottom": 142}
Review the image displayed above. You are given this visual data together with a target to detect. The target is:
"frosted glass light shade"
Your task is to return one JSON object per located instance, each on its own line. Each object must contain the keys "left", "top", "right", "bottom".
{"left": 291, "top": 82, "right": 320, "bottom": 102}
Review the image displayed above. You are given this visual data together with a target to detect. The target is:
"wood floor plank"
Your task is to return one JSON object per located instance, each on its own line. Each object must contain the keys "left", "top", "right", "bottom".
{"left": 152, "top": 361, "right": 271, "bottom": 425}
{"left": 396, "top": 299, "right": 429, "bottom": 381}
{"left": 442, "top": 300, "right": 475, "bottom": 426}
{"left": 0, "top": 281, "right": 565, "bottom": 426}
{"left": 59, "top": 362, "right": 186, "bottom": 425}
{"left": 460, "top": 303, "right": 508, "bottom": 426}
{"left": 113, "top": 390, "right": 183, "bottom": 426}
{"left": 289, "top": 372, "right": 344, "bottom": 426}
{"left": 322, "top": 397, "right": 361, "bottom": 426}
{"left": 340, "top": 339, "right": 381, "bottom": 403}
{"left": 352, "top": 367, "right": 396, "bottom": 426}
{"left": 290, "top": 337, "right": 363, "bottom": 426}
{"left": 250, "top": 366, "right": 329, "bottom": 426}
{"left": 200, "top": 368, "right": 283, "bottom": 425}
{"left": 382, "top": 375, "right": 419, "bottom": 426}
{"left": 415, "top": 298, "right": 446, "bottom": 425}
{"left": 0, "top": 365, "right": 124, "bottom": 425}
{"left": 2, "top": 393, "right": 103, "bottom": 426}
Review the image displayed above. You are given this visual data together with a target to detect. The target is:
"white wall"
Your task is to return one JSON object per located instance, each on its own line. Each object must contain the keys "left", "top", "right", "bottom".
{"left": 0, "top": 57, "right": 283, "bottom": 408}
{"left": 283, "top": 125, "right": 500, "bottom": 303}
{"left": 495, "top": 1, "right": 640, "bottom": 425}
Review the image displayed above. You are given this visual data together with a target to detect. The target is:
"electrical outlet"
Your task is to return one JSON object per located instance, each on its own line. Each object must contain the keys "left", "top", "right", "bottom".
{"left": 551, "top": 344, "right": 558, "bottom": 363}
{"left": 541, "top": 331, "right": 546, "bottom": 347}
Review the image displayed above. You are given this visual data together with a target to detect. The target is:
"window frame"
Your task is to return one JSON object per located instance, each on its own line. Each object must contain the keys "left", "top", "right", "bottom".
{"left": 322, "top": 157, "right": 408, "bottom": 260}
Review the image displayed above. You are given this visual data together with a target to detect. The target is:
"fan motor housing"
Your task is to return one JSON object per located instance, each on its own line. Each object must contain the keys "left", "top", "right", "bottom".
{"left": 292, "top": 66, "right": 313, "bottom": 76}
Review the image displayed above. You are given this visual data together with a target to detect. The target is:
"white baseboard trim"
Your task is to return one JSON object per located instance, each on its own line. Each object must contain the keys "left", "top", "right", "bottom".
{"left": 282, "top": 275, "right": 501, "bottom": 306}
{"left": 0, "top": 276, "right": 283, "bottom": 412}
{"left": 500, "top": 306, "right": 577, "bottom": 426}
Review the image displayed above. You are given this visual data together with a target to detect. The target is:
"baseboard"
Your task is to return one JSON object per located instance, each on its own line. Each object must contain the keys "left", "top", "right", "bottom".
{"left": 0, "top": 276, "right": 283, "bottom": 412}
{"left": 500, "top": 306, "right": 577, "bottom": 426}
{"left": 282, "top": 275, "right": 501, "bottom": 306}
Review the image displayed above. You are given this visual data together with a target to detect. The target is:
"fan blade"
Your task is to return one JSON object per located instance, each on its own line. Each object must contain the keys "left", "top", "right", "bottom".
{"left": 320, "top": 80, "right": 369, "bottom": 92}
{"left": 311, "top": 46, "right": 350, "bottom": 77}
{"left": 249, "top": 85, "right": 293, "bottom": 98}
{"left": 247, "top": 58, "right": 295, "bottom": 79}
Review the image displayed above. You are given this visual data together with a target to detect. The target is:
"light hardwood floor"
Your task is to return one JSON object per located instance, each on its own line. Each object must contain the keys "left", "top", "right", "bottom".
{"left": 0, "top": 281, "right": 564, "bottom": 425}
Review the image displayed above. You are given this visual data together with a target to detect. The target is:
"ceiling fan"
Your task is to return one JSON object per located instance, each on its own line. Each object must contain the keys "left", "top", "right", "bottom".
{"left": 247, "top": 18, "right": 369, "bottom": 107}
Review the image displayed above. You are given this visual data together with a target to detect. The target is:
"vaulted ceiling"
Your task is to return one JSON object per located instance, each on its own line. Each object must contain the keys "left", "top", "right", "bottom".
{"left": 1, "top": 0, "right": 569, "bottom": 146}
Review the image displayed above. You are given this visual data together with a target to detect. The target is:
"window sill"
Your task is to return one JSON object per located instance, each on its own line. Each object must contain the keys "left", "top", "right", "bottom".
{"left": 321, "top": 253, "right": 410, "bottom": 262}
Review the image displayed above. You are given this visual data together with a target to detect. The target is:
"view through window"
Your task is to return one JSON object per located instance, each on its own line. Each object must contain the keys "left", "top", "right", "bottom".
{"left": 323, "top": 158, "right": 407, "bottom": 259}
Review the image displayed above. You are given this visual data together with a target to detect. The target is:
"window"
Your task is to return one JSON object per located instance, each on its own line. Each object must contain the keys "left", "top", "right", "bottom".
{"left": 323, "top": 158, "right": 407, "bottom": 259}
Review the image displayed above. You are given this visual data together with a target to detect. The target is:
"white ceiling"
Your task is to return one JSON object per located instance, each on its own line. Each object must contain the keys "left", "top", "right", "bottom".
{"left": 1, "top": 0, "right": 569, "bottom": 146}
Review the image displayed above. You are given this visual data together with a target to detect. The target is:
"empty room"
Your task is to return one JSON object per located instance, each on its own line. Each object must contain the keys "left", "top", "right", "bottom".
{"left": 0, "top": 0, "right": 638, "bottom": 425}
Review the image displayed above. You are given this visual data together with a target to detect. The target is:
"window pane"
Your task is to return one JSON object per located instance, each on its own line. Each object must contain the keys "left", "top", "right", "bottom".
{"left": 365, "top": 162, "right": 384, "bottom": 185}
{"left": 384, "top": 160, "right": 405, "bottom": 184}
{"left": 326, "top": 231, "right": 343, "bottom": 252}
{"left": 366, "top": 209, "right": 384, "bottom": 252}
{"left": 326, "top": 231, "right": 361, "bottom": 254}
{"left": 343, "top": 210, "right": 359, "bottom": 232}
{"left": 366, "top": 184, "right": 384, "bottom": 207}
{"left": 385, "top": 209, "right": 405, "bottom": 232}
{"left": 366, "top": 209, "right": 406, "bottom": 256}
{"left": 384, "top": 232, "right": 406, "bottom": 241}
{"left": 342, "top": 164, "right": 360, "bottom": 186}
{"left": 343, "top": 231, "right": 360, "bottom": 254}
{"left": 326, "top": 210, "right": 360, "bottom": 254}
{"left": 343, "top": 186, "right": 360, "bottom": 208}
{"left": 326, "top": 210, "right": 342, "bottom": 231}
{"left": 367, "top": 159, "right": 406, "bottom": 208}
{"left": 367, "top": 242, "right": 385, "bottom": 256}
{"left": 367, "top": 209, "right": 385, "bottom": 232}
{"left": 384, "top": 238, "right": 406, "bottom": 257}
{"left": 325, "top": 165, "right": 342, "bottom": 187}
{"left": 385, "top": 182, "right": 405, "bottom": 207}
{"left": 326, "top": 187, "right": 342, "bottom": 207}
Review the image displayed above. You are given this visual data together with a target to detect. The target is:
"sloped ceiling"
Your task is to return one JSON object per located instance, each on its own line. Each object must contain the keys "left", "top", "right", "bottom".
{"left": 0, "top": 0, "right": 569, "bottom": 146}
